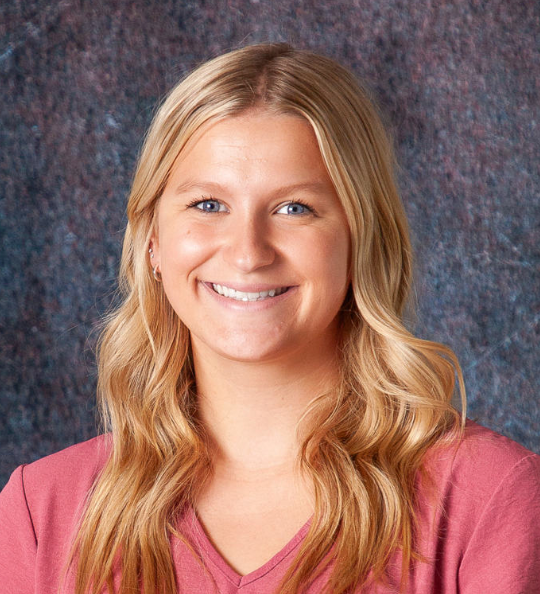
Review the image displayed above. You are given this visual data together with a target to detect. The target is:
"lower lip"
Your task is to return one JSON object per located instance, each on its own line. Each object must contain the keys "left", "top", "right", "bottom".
{"left": 200, "top": 282, "right": 297, "bottom": 310}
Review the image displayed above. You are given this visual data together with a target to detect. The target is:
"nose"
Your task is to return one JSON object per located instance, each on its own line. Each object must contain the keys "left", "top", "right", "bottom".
{"left": 223, "top": 213, "right": 276, "bottom": 272}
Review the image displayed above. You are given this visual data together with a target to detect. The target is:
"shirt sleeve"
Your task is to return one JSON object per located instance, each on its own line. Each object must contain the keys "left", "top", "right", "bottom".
{"left": 458, "top": 453, "right": 540, "bottom": 594}
{"left": 0, "top": 465, "right": 37, "bottom": 593}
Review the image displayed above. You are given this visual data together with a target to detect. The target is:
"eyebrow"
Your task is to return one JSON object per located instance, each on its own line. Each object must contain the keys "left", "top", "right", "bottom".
{"left": 173, "top": 180, "right": 334, "bottom": 199}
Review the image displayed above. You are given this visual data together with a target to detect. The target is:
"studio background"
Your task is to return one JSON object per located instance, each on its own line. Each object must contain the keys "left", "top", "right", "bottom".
{"left": 1, "top": 0, "right": 538, "bottom": 488}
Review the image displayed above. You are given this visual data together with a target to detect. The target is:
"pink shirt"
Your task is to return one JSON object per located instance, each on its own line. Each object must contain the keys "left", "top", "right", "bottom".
{"left": 1, "top": 421, "right": 539, "bottom": 593}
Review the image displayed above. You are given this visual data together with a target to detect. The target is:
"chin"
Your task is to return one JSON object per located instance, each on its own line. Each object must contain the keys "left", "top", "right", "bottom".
{"left": 214, "top": 342, "right": 289, "bottom": 364}
{"left": 191, "top": 329, "right": 299, "bottom": 364}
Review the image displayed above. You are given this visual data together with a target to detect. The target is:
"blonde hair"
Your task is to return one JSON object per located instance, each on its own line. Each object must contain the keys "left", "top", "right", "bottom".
{"left": 71, "top": 43, "right": 465, "bottom": 594}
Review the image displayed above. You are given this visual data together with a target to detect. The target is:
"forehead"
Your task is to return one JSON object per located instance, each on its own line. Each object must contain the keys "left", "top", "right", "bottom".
{"left": 165, "top": 111, "right": 335, "bottom": 193}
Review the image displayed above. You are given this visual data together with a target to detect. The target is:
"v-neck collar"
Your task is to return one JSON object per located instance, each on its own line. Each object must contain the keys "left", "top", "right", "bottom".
{"left": 184, "top": 507, "right": 313, "bottom": 589}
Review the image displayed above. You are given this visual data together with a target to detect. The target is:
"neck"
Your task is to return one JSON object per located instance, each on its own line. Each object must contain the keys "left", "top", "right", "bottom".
{"left": 192, "top": 339, "right": 340, "bottom": 476}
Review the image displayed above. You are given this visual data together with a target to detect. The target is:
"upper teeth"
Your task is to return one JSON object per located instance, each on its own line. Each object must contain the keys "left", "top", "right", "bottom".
{"left": 211, "top": 284, "right": 287, "bottom": 301}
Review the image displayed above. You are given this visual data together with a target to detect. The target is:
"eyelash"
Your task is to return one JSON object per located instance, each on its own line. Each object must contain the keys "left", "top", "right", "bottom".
{"left": 186, "top": 196, "right": 222, "bottom": 212}
{"left": 278, "top": 199, "right": 316, "bottom": 216}
{"left": 185, "top": 196, "right": 316, "bottom": 215}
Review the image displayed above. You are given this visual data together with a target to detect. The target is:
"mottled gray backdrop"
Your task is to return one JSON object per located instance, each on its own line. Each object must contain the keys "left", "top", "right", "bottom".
{"left": 1, "top": 0, "right": 539, "bottom": 488}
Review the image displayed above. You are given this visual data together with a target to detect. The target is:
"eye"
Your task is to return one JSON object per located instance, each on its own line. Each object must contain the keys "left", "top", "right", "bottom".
{"left": 187, "top": 198, "right": 227, "bottom": 213}
{"left": 276, "top": 201, "right": 313, "bottom": 215}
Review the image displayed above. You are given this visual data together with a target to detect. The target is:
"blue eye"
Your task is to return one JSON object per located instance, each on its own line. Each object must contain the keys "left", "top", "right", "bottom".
{"left": 189, "top": 199, "right": 226, "bottom": 213}
{"left": 277, "top": 202, "right": 311, "bottom": 215}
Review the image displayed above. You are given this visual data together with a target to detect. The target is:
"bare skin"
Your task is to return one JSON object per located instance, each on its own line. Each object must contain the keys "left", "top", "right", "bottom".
{"left": 152, "top": 111, "right": 350, "bottom": 575}
{"left": 192, "top": 344, "right": 334, "bottom": 574}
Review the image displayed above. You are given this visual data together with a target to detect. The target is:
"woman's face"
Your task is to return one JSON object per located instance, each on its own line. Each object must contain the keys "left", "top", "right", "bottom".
{"left": 152, "top": 111, "right": 351, "bottom": 364}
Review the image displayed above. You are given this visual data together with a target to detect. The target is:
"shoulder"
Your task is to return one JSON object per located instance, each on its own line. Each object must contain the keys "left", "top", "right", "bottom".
{"left": 0, "top": 435, "right": 112, "bottom": 588}
{"left": 459, "top": 418, "right": 537, "bottom": 463}
{"left": 22, "top": 433, "right": 111, "bottom": 494}
{"left": 429, "top": 419, "right": 540, "bottom": 499}
{"left": 412, "top": 420, "right": 540, "bottom": 591}
{"left": 420, "top": 419, "right": 540, "bottom": 551}
{"left": 1, "top": 435, "right": 112, "bottom": 541}
{"left": 427, "top": 421, "right": 540, "bottom": 591}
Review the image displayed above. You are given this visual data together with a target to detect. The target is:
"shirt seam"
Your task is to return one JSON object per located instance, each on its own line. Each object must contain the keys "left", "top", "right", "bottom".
{"left": 460, "top": 452, "right": 538, "bottom": 563}
{"left": 20, "top": 464, "right": 38, "bottom": 547}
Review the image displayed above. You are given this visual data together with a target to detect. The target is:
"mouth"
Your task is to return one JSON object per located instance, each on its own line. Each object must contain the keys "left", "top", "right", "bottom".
{"left": 211, "top": 283, "right": 290, "bottom": 302}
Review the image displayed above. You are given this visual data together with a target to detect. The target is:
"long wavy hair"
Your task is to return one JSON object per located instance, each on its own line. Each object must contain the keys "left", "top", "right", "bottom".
{"left": 71, "top": 43, "right": 466, "bottom": 594}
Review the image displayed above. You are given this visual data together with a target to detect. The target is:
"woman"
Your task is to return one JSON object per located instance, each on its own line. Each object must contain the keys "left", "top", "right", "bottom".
{"left": 1, "top": 43, "right": 539, "bottom": 594}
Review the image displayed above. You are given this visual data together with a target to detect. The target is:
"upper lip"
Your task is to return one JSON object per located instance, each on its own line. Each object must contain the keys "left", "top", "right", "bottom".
{"left": 202, "top": 281, "right": 293, "bottom": 292}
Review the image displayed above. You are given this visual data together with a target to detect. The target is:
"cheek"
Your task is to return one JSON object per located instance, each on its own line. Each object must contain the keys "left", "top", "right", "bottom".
{"left": 316, "top": 231, "right": 351, "bottom": 291}
{"left": 159, "top": 228, "right": 213, "bottom": 320}
{"left": 160, "top": 226, "right": 211, "bottom": 273}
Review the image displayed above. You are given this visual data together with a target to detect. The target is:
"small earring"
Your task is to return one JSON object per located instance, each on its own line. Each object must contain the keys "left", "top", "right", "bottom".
{"left": 149, "top": 245, "right": 161, "bottom": 281}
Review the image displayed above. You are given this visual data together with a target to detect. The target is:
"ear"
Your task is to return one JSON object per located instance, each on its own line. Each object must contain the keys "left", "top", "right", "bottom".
{"left": 149, "top": 229, "right": 161, "bottom": 267}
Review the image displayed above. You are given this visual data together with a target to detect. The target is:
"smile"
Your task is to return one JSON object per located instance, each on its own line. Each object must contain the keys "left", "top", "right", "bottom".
{"left": 211, "top": 283, "right": 289, "bottom": 301}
